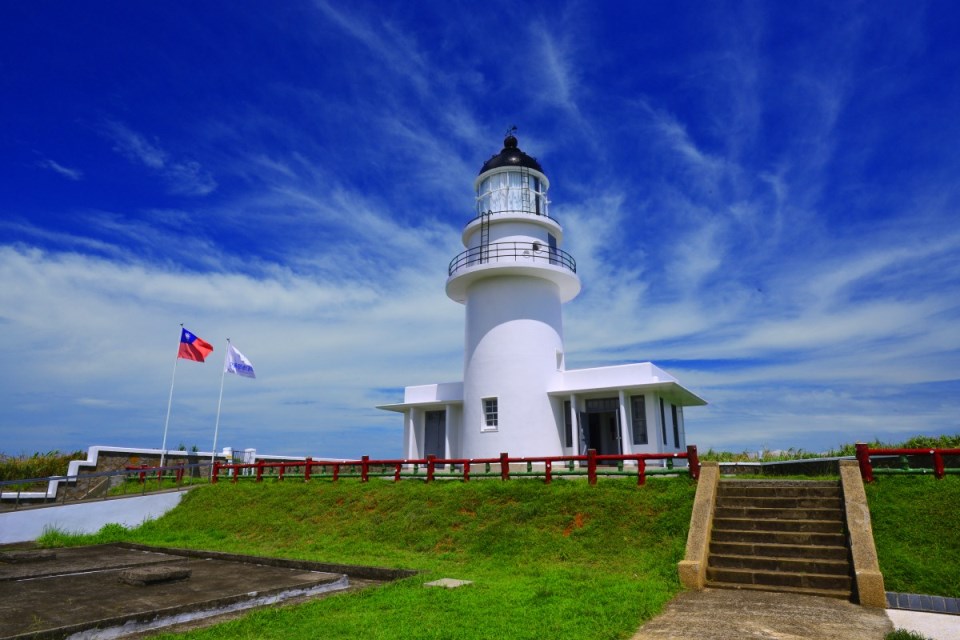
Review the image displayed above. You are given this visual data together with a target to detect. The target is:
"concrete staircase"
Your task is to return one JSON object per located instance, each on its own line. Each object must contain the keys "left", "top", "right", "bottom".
{"left": 706, "top": 479, "right": 854, "bottom": 599}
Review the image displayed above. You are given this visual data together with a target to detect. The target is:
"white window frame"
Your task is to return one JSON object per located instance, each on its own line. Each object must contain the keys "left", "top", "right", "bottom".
{"left": 482, "top": 397, "right": 499, "bottom": 432}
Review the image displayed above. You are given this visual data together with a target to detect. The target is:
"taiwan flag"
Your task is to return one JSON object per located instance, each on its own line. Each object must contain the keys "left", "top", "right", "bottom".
{"left": 178, "top": 328, "right": 214, "bottom": 362}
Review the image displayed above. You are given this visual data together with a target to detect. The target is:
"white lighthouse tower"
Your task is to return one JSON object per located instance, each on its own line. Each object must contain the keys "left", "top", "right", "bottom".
{"left": 446, "top": 131, "right": 580, "bottom": 458}
{"left": 379, "top": 132, "right": 705, "bottom": 462}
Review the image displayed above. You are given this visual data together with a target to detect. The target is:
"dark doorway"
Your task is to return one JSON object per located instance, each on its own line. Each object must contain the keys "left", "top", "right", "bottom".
{"left": 580, "top": 398, "right": 621, "bottom": 461}
{"left": 424, "top": 410, "right": 446, "bottom": 459}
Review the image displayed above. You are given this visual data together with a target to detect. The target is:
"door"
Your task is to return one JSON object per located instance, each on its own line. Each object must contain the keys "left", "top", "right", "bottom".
{"left": 424, "top": 410, "right": 446, "bottom": 459}
{"left": 582, "top": 398, "right": 622, "bottom": 462}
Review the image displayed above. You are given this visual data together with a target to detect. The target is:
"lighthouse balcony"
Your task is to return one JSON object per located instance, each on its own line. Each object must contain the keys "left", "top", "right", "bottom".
{"left": 446, "top": 241, "right": 581, "bottom": 303}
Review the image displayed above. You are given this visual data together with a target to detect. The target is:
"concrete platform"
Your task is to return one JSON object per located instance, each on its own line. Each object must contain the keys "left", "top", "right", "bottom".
{"left": 0, "top": 544, "right": 398, "bottom": 639}
{"left": 631, "top": 588, "right": 893, "bottom": 640}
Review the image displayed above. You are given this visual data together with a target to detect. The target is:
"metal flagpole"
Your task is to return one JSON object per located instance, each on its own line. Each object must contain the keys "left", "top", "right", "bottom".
{"left": 160, "top": 324, "right": 184, "bottom": 469}
{"left": 211, "top": 338, "right": 229, "bottom": 472}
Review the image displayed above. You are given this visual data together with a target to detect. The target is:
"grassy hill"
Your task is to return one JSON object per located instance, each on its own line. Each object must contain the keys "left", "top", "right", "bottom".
{"left": 45, "top": 477, "right": 697, "bottom": 639}
{"left": 36, "top": 473, "right": 960, "bottom": 638}
{"left": 865, "top": 475, "right": 960, "bottom": 598}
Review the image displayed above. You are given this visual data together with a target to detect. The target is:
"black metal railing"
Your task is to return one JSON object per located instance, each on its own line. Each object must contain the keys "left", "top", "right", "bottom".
{"left": 448, "top": 241, "right": 577, "bottom": 277}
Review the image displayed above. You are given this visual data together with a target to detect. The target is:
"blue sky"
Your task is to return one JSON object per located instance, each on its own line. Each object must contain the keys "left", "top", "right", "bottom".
{"left": 1, "top": 1, "right": 958, "bottom": 459}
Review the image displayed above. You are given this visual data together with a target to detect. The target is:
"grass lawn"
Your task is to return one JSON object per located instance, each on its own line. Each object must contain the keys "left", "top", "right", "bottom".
{"left": 40, "top": 477, "right": 697, "bottom": 639}
{"left": 865, "top": 475, "right": 960, "bottom": 598}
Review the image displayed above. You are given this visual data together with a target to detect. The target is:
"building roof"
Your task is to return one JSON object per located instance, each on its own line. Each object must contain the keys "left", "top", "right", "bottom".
{"left": 376, "top": 363, "right": 707, "bottom": 413}
{"left": 478, "top": 134, "right": 544, "bottom": 174}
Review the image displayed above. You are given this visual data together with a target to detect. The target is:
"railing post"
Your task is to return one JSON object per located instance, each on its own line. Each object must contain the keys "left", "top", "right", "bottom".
{"left": 176, "top": 464, "right": 184, "bottom": 484}
{"left": 211, "top": 462, "right": 220, "bottom": 483}
{"left": 361, "top": 455, "right": 370, "bottom": 483}
{"left": 855, "top": 443, "right": 874, "bottom": 483}
{"left": 933, "top": 450, "right": 945, "bottom": 480}
{"left": 637, "top": 458, "right": 646, "bottom": 486}
{"left": 256, "top": 459, "right": 265, "bottom": 482}
{"left": 500, "top": 453, "right": 510, "bottom": 481}
{"left": 587, "top": 449, "right": 597, "bottom": 485}
{"left": 687, "top": 445, "right": 700, "bottom": 480}
{"left": 278, "top": 463, "right": 285, "bottom": 481}
{"left": 463, "top": 462, "right": 470, "bottom": 482}
{"left": 232, "top": 465, "right": 239, "bottom": 484}
{"left": 333, "top": 463, "right": 340, "bottom": 482}
{"left": 304, "top": 457, "right": 312, "bottom": 482}
{"left": 545, "top": 460, "right": 552, "bottom": 484}
{"left": 394, "top": 463, "right": 402, "bottom": 482}
{"left": 427, "top": 455, "right": 436, "bottom": 483}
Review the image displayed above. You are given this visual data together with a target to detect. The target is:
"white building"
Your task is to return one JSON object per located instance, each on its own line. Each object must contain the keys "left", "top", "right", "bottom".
{"left": 379, "top": 133, "right": 705, "bottom": 461}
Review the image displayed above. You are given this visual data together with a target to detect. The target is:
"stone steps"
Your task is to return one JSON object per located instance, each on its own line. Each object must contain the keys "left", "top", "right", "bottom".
{"left": 713, "top": 506, "right": 844, "bottom": 520}
{"left": 706, "top": 566, "right": 852, "bottom": 591}
{"left": 708, "top": 552, "right": 851, "bottom": 576}
{"left": 709, "top": 540, "right": 850, "bottom": 561}
{"left": 706, "top": 479, "right": 853, "bottom": 600}
{"left": 715, "top": 496, "right": 843, "bottom": 510}
{"left": 712, "top": 516, "right": 842, "bottom": 533}
{"left": 711, "top": 529, "right": 847, "bottom": 547}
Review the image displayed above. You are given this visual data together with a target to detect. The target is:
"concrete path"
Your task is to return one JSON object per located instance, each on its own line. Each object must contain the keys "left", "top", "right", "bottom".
{"left": 631, "top": 589, "right": 893, "bottom": 640}
{"left": 888, "top": 609, "right": 960, "bottom": 640}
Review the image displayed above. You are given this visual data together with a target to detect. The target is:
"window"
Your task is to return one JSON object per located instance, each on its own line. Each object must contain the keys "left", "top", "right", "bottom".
{"left": 483, "top": 397, "right": 498, "bottom": 431}
{"left": 631, "top": 396, "right": 648, "bottom": 445}
{"left": 563, "top": 400, "right": 573, "bottom": 447}
{"left": 660, "top": 398, "right": 667, "bottom": 445}
{"left": 585, "top": 398, "right": 618, "bottom": 412}
{"left": 672, "top": 404, "right": 681, "bottom": 448}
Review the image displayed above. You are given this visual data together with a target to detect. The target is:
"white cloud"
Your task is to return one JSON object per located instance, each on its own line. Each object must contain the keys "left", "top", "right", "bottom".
{"left": 101, "top": 120, "right": 217, "bottom": 196}
{"left": 36, "top": 157, "right": 83, "bottom": 181}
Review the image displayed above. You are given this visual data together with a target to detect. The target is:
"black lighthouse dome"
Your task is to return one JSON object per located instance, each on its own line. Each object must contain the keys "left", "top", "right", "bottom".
{"left": 479, "top": 133, "right": 544, "bottom": 174}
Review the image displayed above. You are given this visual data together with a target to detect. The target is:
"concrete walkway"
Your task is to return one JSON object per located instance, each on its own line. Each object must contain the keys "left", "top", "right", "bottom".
{"left": 631, "top": 589, "right": 893, "bottom": 640}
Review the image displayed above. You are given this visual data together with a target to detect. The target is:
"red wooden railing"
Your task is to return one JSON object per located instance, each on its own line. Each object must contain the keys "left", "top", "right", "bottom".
{"left": 211, "top": 446, "right": 701, "bottom": 486}
{"left": 855, "top": 443, "right": 960, "bottom": 483}
{"left": 126, "top": 463, "right": 186, "bottom": 484}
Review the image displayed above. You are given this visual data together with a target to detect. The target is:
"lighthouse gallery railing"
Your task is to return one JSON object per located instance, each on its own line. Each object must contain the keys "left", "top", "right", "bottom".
{"left": 448, "top": 241, "right": 577, "bottom": 277}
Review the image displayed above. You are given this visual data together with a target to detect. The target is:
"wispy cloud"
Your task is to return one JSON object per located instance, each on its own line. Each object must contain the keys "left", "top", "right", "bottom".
{"left": 35, "top": 157, "right": 83, "bottom": 181}
{"left": 100, "top": 120, "right": 217, "bottom": 196}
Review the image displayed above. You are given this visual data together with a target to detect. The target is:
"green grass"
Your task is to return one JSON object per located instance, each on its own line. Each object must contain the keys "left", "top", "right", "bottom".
{"left": 886, "top": 631, "right": 934, "bottom": 640}
{"left": 865, "top": 475, "right": 960, "bottom": 598}
{"left": 39, "top": 477, "right": 697, "bottom": 639}
{"left": 700, "top": 433, "right": 960, "bottom": 462}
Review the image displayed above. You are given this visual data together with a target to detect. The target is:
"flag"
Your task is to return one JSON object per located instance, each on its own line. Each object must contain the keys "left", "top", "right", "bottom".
{"left": 225, "top": 343, "right": 256, "bottom": 379}
{"left": 178, "top": 328, "right": 214, "bottom": 362}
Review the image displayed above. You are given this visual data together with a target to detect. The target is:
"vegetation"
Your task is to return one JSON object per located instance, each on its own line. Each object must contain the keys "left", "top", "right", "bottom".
{"left": 865, "top": 475, "right": 960, "bottom": 598}
{"left": 38, "top": 477, "right": 696, "bottom": 640}
{"left": 0, "top": 450, "right": 84, "bottom": 482}
{"left": 700, "top": 433, "right": 960, "bottom": 462}
{"left": 886, "top": 631, "right": 933, "bottom": 640}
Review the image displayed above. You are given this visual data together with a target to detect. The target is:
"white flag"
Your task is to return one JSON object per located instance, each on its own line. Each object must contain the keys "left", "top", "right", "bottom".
{"left": 225, "top": 344, "right": 256, "bottom": 379}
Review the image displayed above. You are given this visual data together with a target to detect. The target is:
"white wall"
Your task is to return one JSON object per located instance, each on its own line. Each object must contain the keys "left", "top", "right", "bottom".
{"left": 462, "top": 276, "right": 565, "bottom": 458}
{"left": 0, "top": 491, "right": 184, "bottom": 544}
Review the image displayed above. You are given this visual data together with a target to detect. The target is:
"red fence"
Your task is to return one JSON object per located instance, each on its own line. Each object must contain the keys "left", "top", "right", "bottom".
{"left": 211, "top": 446, "right": 701, "bottom": 486}
{"left": 855, "top": 443, "right": 960, "bottom": 483}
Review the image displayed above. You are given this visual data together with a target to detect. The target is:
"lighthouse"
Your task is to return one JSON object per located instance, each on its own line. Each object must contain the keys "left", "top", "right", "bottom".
{"left": 379, "top": 132, "right": 705, "bottom": 462}
{"left": 446, "top": 132, "right": 580, "bottom": 458}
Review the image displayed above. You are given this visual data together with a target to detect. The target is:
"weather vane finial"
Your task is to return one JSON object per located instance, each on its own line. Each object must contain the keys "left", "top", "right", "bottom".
{"left": 506, "top": 125, "right": 517, "bottom": 138}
